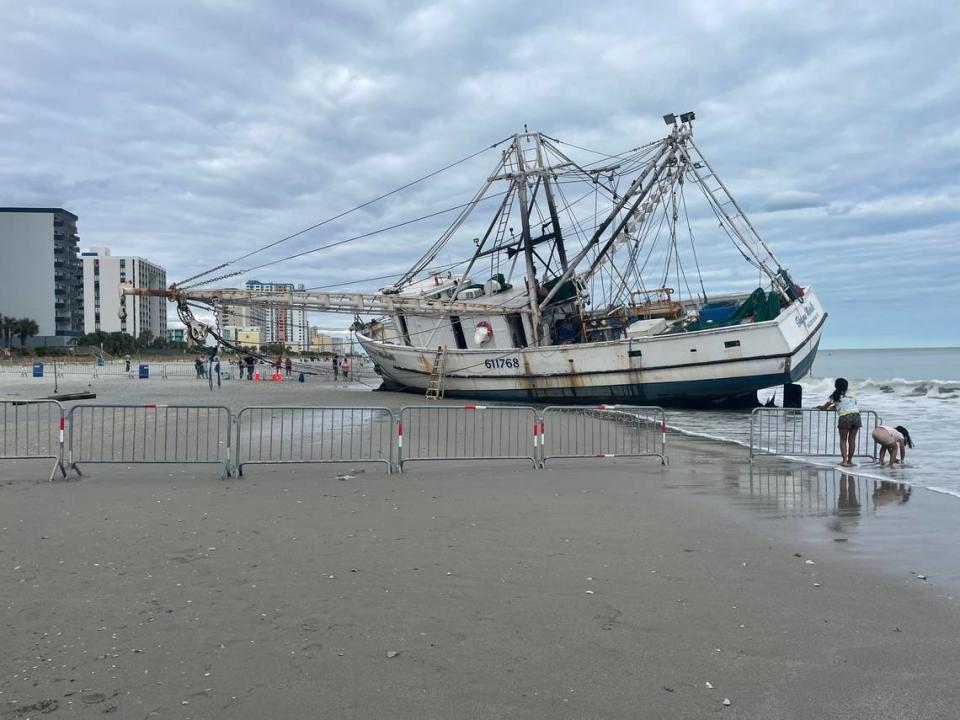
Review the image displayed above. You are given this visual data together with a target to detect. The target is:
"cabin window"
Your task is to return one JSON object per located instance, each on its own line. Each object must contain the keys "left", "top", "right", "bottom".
{"left": 450, "top": 316, "right": 468, "bottom": 349}
{"left": 397, "top": 314, "right": 412, "bottom": 345}
{"left": 724, "top": 340, "right": 741, "bottom": 348}
{"left": 507, "top": 314, "right": 528, "bottom": 348}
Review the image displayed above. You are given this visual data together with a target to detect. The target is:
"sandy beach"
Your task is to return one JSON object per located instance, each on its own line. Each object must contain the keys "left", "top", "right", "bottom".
{"left": 2, "top": 375, "right": 959, "bottom": 719}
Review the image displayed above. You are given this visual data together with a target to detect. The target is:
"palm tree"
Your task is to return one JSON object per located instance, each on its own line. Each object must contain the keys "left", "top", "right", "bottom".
{"left": 0, "top": 315, "right": 12, "bottom": 348}
{"left": 15, "top": 318, "right": 39, "bottom": 348}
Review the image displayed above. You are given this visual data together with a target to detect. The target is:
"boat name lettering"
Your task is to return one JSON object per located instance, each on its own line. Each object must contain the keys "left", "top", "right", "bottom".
{"left": 794, "top": 303, "right": 818, "bottom": 329}
{"left": 372, "top": 350, "right": 396, "bottom": 361}
{"left": 485, "top": 357, "right": 520, "bottom": 369}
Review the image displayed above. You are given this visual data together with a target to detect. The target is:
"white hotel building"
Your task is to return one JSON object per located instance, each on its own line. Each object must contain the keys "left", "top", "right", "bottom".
{"left": 81, "top": 246, "right": 167, "bottom": 339}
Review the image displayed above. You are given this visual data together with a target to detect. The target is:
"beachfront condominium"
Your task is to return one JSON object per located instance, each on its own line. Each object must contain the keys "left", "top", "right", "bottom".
{"left": 0, "top": 207, "right": 84, "bottom": 346}
{"left": 81, "top": 246, "right": 167, "bottom": 339}
{"left": 308, "top": 327, "right": 334, "bottom": 354}
{"left": 220, "top": 279, "right": 308, "bottom": 351}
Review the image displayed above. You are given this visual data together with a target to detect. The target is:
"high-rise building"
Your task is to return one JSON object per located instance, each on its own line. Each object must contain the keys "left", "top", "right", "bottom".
{"left": 80, "top": 246, "right": 167, "bottom": 339}
{"left": 308, "top": 327, "right": 334, "bottom": 354}
{"left": 219, "top": 280, "right": 308, "bottom": 351}
{"left": 0, "top": 207, "right": 84, "bottom": 345}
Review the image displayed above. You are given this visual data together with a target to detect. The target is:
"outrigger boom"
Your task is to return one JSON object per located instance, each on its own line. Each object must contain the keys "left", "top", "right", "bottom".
{"left": 122, "top": 286, "right": 530, "bottom": 317}
{"left": 120, "top": 285, "right": 531, "bottom": 344}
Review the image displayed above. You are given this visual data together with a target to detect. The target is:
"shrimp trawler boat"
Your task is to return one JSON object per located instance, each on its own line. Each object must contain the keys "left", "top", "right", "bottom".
{"left": 126, "top": 112, "right": 826, "bottom": 407}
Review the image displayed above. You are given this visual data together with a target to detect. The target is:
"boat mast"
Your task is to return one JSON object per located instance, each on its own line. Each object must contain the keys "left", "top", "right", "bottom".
{"left": 512, "top": 133, "right": 543, "bottom": 345}
{"left": 537, "top": 134, "right": 676, "bottom": 310}
{"left": 534, "top": 133, "right": 568, "bottom": 271}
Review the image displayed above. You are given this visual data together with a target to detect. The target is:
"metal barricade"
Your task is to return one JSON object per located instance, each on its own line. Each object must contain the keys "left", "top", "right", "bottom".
{"left": 67, "top": 404, "right": 232, "bottom": 478}
{"left": 749, "top": 408, "right": 881, "bottom": 463}
{"left": 93, "top": 362, "right": 133, "bottom": 379}
{"left": 235, "top": 406, "right": 394, "bottom": 475}
{"left": 398, "top": 404, "right": 539, "bottom": 471}
{"left": 540, "top": 405, "right": 667, "bottom": 466}
{"left": 163, "top": 363, "right": 201, "bottom": 379}
{"left": 56, "top": 362, "right": 98, "bottom": 378}
{"left": 0, "top": 399, "right": 67, "bottom": 480}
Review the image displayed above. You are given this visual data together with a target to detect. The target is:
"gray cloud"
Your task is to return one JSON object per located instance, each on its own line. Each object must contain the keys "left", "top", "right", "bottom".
{"left": 2, "top": 0, "right": 958, "bottom": 347}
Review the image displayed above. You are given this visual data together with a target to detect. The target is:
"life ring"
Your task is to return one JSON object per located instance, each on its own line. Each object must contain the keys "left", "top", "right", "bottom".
{"left": 474, "top": 320, "right": 493, "bottom": 345}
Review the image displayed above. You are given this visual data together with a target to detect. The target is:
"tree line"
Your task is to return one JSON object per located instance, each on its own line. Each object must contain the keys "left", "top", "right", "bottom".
{"left": 0, "top": 314, "right": 191, "bottom": 355}
{"left": 75, "top": 330, "right": 189, "bottom": 354}
{"left": 0, "top": 315, "right": 39, "bottom": 348}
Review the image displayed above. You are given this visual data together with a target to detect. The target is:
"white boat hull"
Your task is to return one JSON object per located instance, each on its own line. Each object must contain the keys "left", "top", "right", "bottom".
{"left": 358, "top": 292, "right": 826, "bottom": 406}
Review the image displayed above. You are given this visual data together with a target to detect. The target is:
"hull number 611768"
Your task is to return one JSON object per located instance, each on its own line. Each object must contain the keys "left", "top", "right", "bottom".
{"left": 485, "top": 357, "right": 520, "bottom": 369}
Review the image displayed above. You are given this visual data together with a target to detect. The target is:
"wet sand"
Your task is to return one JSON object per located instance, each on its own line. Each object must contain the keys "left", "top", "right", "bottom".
{"left": 2, "top": 376, "right": 960, "bottom": 718}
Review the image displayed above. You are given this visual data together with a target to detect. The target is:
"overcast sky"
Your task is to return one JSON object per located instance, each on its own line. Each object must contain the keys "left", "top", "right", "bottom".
{"left": 2, "top": 0, "right": 958, "bottom": 348}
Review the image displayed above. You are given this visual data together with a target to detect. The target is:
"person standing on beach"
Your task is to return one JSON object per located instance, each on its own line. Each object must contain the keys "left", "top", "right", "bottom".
{"left": 285, "top": 356, "right": 293, "bottom": 378}
{"left": 817, "top": 378, "right": 861, "bottom": 467}
{"left": 341, "top": 356, "right": 350, "bottom": 381}
{"left": 195, "top": 354, "right": 202, "bottom": 379}
{"left": 245, "top": 354, "right": 255, "bottom": 380}
{"left": 213, "top": 355, "right": 222, "bottom": 389}
{"left": 872, "top": 425, "right": 913, "bottom": 466}
{"left": 332, "top": 355, "right": 339, "bottom": 381}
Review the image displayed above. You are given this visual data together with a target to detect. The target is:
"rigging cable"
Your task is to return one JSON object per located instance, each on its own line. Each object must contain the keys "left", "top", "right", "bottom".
{"left": 694, "top": 180, "right": 765, "bottom": 276}
{"left": 679, "top": 175, "right": 709, "bottom": 303}
{"left": 176, "top": 137, "right": 512, "bottom": 288}
{"left": 178, "top": 191, "right": 508, "bottom": 289}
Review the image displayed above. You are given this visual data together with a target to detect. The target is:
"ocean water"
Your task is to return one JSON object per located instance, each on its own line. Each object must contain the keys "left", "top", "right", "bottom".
{"left": 665, "top": 347, "right": 960, "bottom": 499}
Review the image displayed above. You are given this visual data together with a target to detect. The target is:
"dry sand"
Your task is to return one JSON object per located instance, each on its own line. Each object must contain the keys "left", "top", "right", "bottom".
{"left": 2, "top": 375, "right": 959, "bottom": 718}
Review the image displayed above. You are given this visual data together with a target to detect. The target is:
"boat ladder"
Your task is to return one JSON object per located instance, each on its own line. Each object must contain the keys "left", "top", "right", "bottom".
{"left": 425, "top": 345, "right": 448, "bottom": 400}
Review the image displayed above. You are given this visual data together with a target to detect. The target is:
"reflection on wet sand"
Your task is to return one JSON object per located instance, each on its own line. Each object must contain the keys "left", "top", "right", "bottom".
{"left": 872, "top": 478, "right": 912, "bottom": 507}
{"left": 837, "top": 474, "right": 861, "bottom": 516}
{"left": 732, "top": 465, "right": 912, "bottom": 520}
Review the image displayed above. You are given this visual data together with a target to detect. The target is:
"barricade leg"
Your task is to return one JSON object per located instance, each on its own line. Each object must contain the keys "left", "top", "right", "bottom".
{"left": 50, "top": 458, "right": 68, "bottom": 481}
